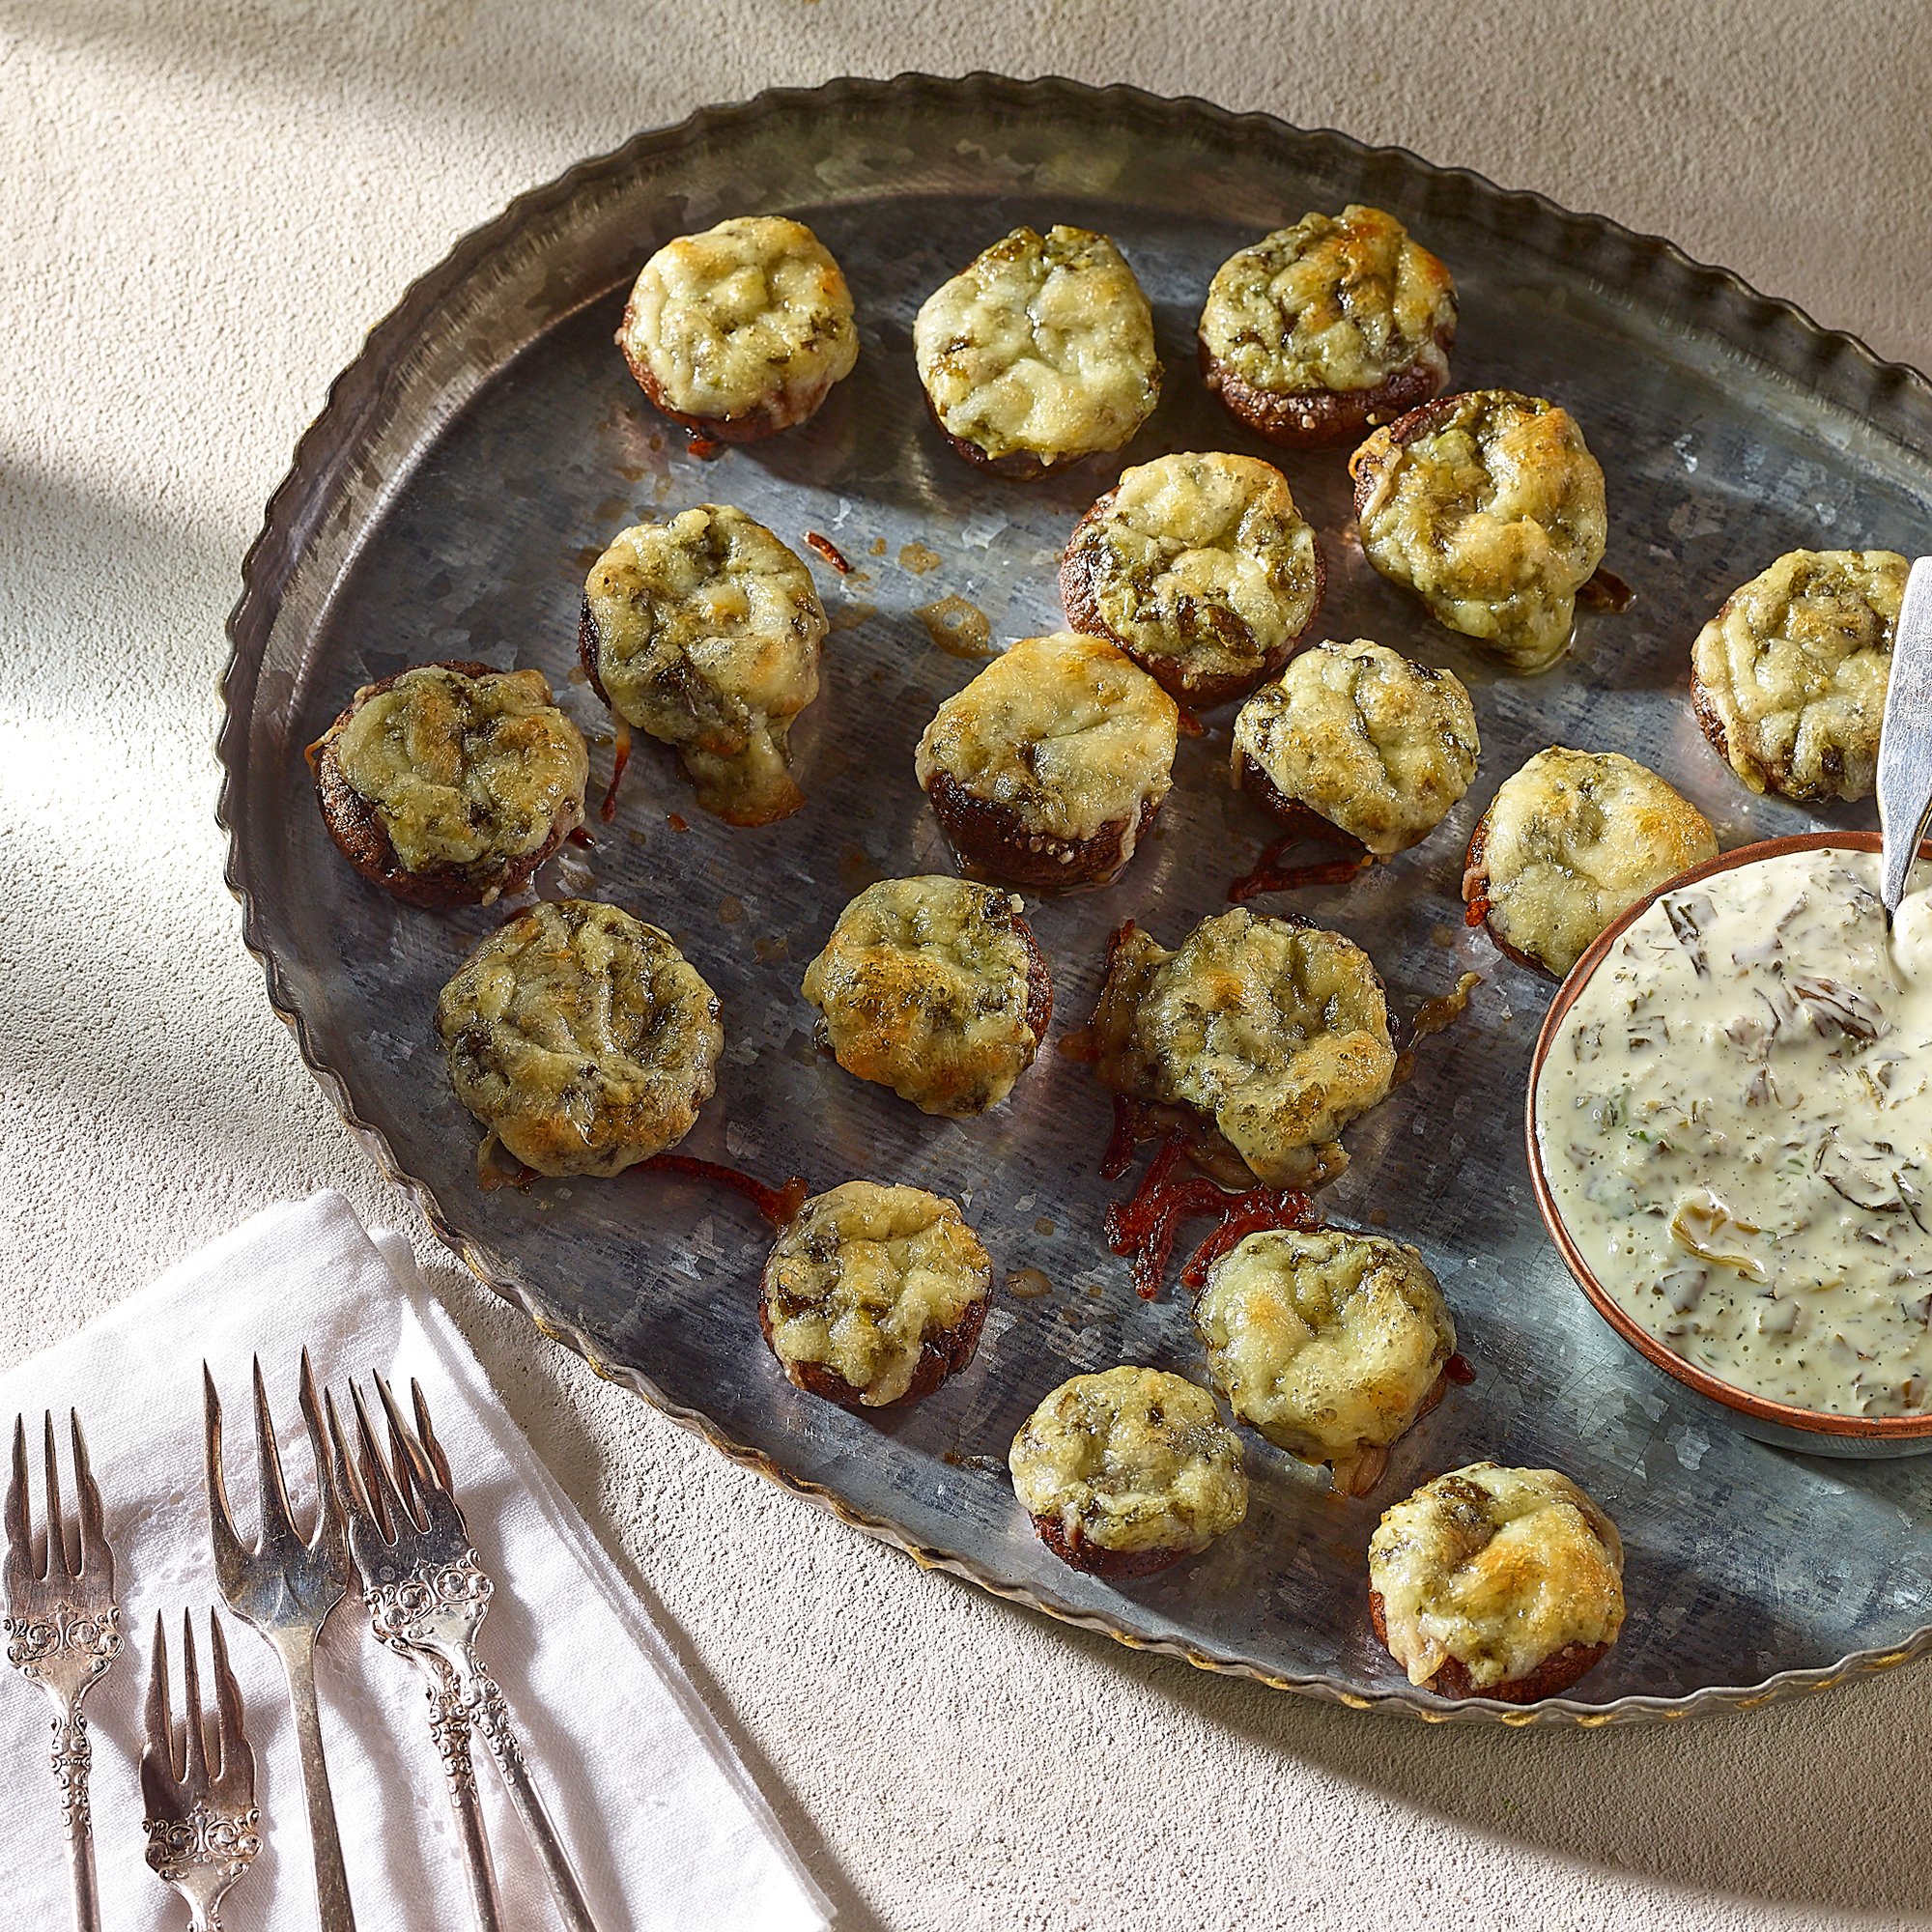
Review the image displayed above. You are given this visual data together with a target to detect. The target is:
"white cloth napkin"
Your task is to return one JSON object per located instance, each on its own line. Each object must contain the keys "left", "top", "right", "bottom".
{"left": 0, "top": 1191, "right": 832, "bottom": 1931}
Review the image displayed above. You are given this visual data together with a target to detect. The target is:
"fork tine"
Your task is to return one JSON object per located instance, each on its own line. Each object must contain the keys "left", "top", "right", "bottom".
{"left": 412, "top": 1379, "right": 456, "bottom": 1495}
{"left": 349, "top": 1381, "right": 411, "bottom": 1540}
{"left": 374, "top": 1374, "right": 449, "bottom": 1535}
{"left": 69, "top": 1410, "right": 111, "bottom": 1586}
{"left": 374, "top": 1374, "right": 439, "bottom": 1501}
{"left": 203, "top": 1364, "right": 248, "bottom": 1586}
{"left": 4, "top": 1416, "right": 31, "bottom": 1590}
{"left": 180, "top": 1608, "right": 209, "bottom": 1789}
{"left": 42, "top": 1411, "right": 72, "bottom": 1580}
{"left": 297, "top": 1349, "right": 343, "bottom": 1553}
{"left": 323, "top": 1386, "right": 370, "bottom": 1527}
{"left": 251, "top": 1354, "right": 304, "bottom": 1558}
{"left": 207, "top": 1612, "right": 245, "bottom": 1783}
{"left": 145, "top": 1611, "right": 177, "bottom": 1779}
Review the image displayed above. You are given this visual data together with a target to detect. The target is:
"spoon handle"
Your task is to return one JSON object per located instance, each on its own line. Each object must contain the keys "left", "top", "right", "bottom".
{"left": 1878, "top": 555, "right": 1932, "bottom": 916}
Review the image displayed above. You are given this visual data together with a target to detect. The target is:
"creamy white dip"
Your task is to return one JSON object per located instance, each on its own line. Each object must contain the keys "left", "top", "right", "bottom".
{"left": 1536, "top": 846, "right": 1932, "bottom": 1417}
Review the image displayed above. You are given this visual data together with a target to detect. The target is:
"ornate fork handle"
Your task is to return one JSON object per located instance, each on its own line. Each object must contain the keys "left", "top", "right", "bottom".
{"left": 7, "top": 1605, "right": 121, "bottom": 1932}
{"left": 459, "top": 1662, "right": 601, "bottom": 1932}
{"left": 421, "top": 1660, "right": 507, "bottom": 1932}
{"left": 142, "top": 1800, "right": 263, "bottom": 1932}
{"left": 51, "top": 1709, "right": 101, "bottom": 1932}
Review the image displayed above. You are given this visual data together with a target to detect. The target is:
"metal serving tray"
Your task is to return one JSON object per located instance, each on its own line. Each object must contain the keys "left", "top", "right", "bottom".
{"left": 217, "top": 73, "right": 1932, "bottom": 1723}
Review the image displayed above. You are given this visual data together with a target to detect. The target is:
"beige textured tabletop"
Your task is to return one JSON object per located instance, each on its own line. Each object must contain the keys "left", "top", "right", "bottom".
{"left": 4, "top": 5, "right": 1929, "bottom": 1927}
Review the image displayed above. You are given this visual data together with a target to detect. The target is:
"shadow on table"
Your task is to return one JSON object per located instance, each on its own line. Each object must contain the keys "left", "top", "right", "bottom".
{"left": 958, "top": 1573, "right": 1932, "bottom": 1925}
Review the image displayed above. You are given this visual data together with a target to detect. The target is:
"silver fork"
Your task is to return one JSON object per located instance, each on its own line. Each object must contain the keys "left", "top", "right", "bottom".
{"left": 141, "top": 1608, "right": 263, "bottom": 1931}
{"left": 327, "top": 1375, "right": 605, "bottom": 1932}
{"left": 205, "top": 1351, "right": 358, "bottom": 1930}
{"left": 2, "top": 1410, "right": 123, "bottom": 1932}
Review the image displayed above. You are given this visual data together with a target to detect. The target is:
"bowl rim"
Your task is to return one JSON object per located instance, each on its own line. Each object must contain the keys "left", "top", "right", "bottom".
{"left": 1524, "top": 827, "right": 1932, "bottom": 1441}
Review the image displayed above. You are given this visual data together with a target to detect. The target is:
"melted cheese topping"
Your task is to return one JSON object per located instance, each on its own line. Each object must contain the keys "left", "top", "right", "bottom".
{"left": 585, "top": 507, "right": 825, "bottom": 825}
{"left": 913, "top": 632, "right": 1179, "bottom": 846}
{"left": 1071, "top": 453, "right": 1321, "bottom": 689}
{"left": 1368, "top": 1463, "right": 1625, "bottom": 1690}
{"left": 1194, "top": 1228, "right": 1455, "bottom": 1468}
{"left": 801, "top": 875, "right": 1040, "bottom": 1117}
{"left": 618, "top": 215, "right": 858, "bottom": 423}
{"left": 1474, "top": 748, "right": 1717, "bottom": 977}
{"left": 435, "top": 899, "right": 722, "bottom": 1178}
{"left": 1199, "top": 204, "right": 1456, "bottom": 396}
{"left": 1354, "top": 391, "right": 1607, "bottom": 670}
{"left": 1233, "top": 639, "right": 1478, "bottom": 855}
{"left": 913, "top": 225, "right": 1160, "bottom": 464}
{"left": 762, "top": 1181, "right": 991, "bottom": 1406}
{"left": 1538, "top": 846, "right": 1932, "bottom": 1416}
{"left": 1691, "top": 549, "right": 1905, "bottom": 803}
{"left": 333, "top": 665, "right": 588, "bottom": 878}
{"left": 1009, "top": 1366, "right": 1248, "bottom": 1556}
{"left": 1087, "top": 908, "right": 1395, "bottom": 1186}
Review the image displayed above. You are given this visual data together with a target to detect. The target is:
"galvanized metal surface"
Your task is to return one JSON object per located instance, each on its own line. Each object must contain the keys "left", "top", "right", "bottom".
{"left": 218, "top": 74, "right": 1932, "bottom": 1723}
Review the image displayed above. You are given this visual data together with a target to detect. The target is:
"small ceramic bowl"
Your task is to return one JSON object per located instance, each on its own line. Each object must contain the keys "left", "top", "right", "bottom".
{"left": 1525, "top": 828, "right": 1932, "bottom": 1460}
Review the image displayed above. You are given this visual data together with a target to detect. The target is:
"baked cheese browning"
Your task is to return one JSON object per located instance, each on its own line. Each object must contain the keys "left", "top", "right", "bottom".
{"left": 1194, "top": 1228, "right": 1456, "bottom": 1480}
{"left": 1060, "top": 452, "right": 1324, "bottom": 702}
{"left": 1351, "top": 391, "right": 1607, "bottom": 671}
{"left": 1367, "top": 1463, "right": 1626, "bottom": 1693}
{"left": 616, "top": 215, "right": 858, "bottom": 435}
{"left": 1465, "top": 747, "right": 1718, "bottom": 978}
{"left": 1232, "top": 639, "right": 1479, "bottom": 856}
{"left": 1198, "top": 205, "right": 1456, "bottom": 436}
{"left": 1086, "top": 908, "right": 1396, "bottom": 1187}
{"left": 435, "top": 899, "right": 723, "bottom": 1179}
{"left": 318, "top": 663, "right": 588, "bottom": 900}
{"left": 800, "top": 875, "right": 1050, "bottom": 1117}
{"left": 913, "top": 225, "right": 1160, "bottom": 471}
{"left": 914, "top": 630, "right": 1179, "bottom": 850}
{"left": 583, "top": 506, "right": 825, "bottom": 825}
{"left": 760, "top": 1181, "right": 993, "bottom": 1407}
{"left": 1690, "top": 548, "right": 1907, "bottom": 802}
{"left": 1009, "top": 1366, "right": 1248, "bottom": 1563}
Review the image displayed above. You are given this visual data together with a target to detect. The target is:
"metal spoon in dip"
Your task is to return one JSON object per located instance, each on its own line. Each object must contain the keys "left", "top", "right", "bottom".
{"left": 1878, "top": 554, "right": 1932, "bottom": 923}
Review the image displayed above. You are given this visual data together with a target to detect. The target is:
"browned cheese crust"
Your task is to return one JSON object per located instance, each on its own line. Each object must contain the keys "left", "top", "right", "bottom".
{"left": 615, "top": 215, "right": 858, "bottom": 440}
{"left": 755, "top": 1284, "right": 990, "bottom": 1411}
{"left": 800, "top": 875, "right": 1054, "bottom": 1116}
{"left": 311, "top": 661, "right": 583, "bottom": 908}
{"left": 756, "top": 1180, "right": 994, "bottom": 1407}
{"left": 1059, "top": 453, "right": 1326, "bottom": 705}
{"left": 1367, "top": 1588, "right": 1611, "bottom": 1703}
{"left": 1197, "top": 205, "right": 1456, "bottom": 448}
{"left": 914, "top": 632, "right": 1179, "bottom": 890}
{"left": 1083, "top": 908, "right": 1396, "bottom": 1187}
{"left": 1461, "top": 746, "right": 1717, "bottom": 978}
{"left": 1230, "top": 639, "right": 1480, "bottom": 859}
{"left": 1009, "top": 1365, "right": 1249, "bottom": 1575}
{"left": 581, "top": 506, "right": 825, "bottom": 825}
{"left": 1687, "top": 548, "right": 1906, "bottom": 803}
{"left": 1350, "top": 391, "right": 1606, "bottom": 672}
{"left": 912, "top": 224, "right": 1161, "bottom": 476}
